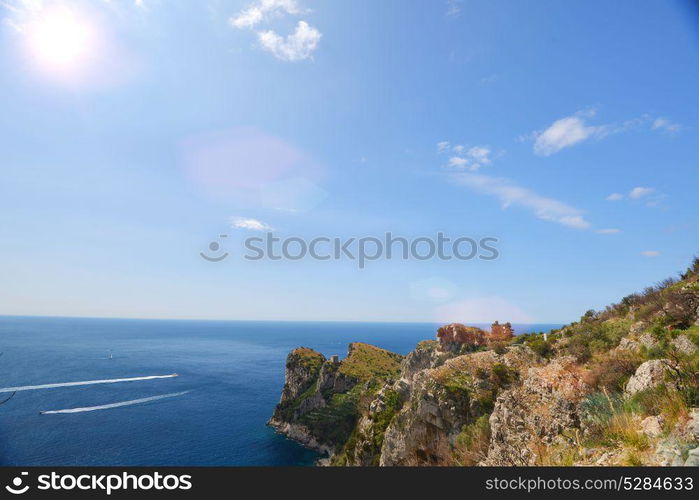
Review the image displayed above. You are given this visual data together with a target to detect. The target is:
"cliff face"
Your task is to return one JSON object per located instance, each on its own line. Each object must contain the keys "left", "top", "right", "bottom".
{"left": 379, "top": 345, "right": 540, "bottom": 465}
{"left": 268, "top": 343, "right": 403, "bottom": 457}
{"left": 270, "top": 258, "right": 699, "bottom": 466}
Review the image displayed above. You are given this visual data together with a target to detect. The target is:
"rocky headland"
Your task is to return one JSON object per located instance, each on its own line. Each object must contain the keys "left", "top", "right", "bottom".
{"left": 269, "top": 258, "right": 699, "bottom": 466}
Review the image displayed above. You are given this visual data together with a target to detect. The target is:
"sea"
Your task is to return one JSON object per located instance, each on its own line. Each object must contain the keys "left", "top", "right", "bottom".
{"left": 0, "top": 316, "right": 562, "bottom": 466}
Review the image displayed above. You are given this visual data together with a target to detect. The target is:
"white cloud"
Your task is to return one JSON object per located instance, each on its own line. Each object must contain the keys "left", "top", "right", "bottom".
{"left": 437, "top": 141, "right": 450, "bottom": 152}
{"left": 445, "top": 145, "right": 492, "bottom": 171}
{"left": 230, "top": 216, "right": 273, "bottom": 231}
{"left": 652, "top": 117, "right": 681, "bottom": 133}
{"left": 641, "top": 250, "right": 660, "bottom": 257}
{"left": 230, "top": 0, "right": 320, "bottom": 61}
{"left": 468, "top": 146, "right": 491, "bottom": 164}
{"left": 434, "top": 296, "right": 534, "bottom": 323}
{"left": 257, "top": 20, "right": 320, "bottom": 61}
{"left": 559, "top": 215, "right": 591, "bottom": 230}
{"left": 448, "top": 156, "right": 468, "bottom": 168}
{"left": 597, "top": 228, "right": 621, "bottom": 234}
{"left": 528, "top": 110, "right": 676, "bottom": 156}
{"left": 451, "top": 173, "right": 591, "bottom": 229}
{"left": 446, "top": 0, "right": 461, "bottom": 17}
{"left": 230, "top": 0, "right": 302, "bottom": 29}
{"left": 629, "top": 186, "right": 654, "bottom": 199}
{"left": 532, "top": 110, "right": 605, "bottom": 156}
{"left": 606, "top": 193, "right": 624, "bottom": 201}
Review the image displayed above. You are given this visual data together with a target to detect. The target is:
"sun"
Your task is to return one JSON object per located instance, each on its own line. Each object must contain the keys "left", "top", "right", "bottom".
{"left": 26, "top": 7, "right": 95, "bottom": 72}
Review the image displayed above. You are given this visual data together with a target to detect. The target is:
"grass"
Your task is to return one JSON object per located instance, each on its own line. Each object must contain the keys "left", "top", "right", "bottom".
{"left": 338, "top": 343, "right": 403, "bottom": 381}
{"left": 630, "top": 386, "right": 689, "bottom": 432}
{"left": 291, "top": 347, "right": 325, "bottom": 372}
{"left": 582, "top": 391, "right": 651, "bottom": 451}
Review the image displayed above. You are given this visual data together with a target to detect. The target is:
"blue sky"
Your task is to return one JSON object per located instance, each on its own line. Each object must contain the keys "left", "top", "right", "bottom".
{"left": 1, "top": 0, "right": 697, "bottom": 323}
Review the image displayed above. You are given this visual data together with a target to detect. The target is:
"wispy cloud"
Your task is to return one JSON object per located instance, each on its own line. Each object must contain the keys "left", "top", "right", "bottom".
{"left": 641, "top": 250, "right": 660, "bottom": 257}
{"left": 446, "top": 0, "right": 461, "bottom": 17}
{"left": 530, "top": 109, "right": 607, "bottom": 156}
{"left": 230, "top": 0, "right": 320, "bottom": 61}
{"left": 437, "top": 141, "right": 450, "bottom": 152}
{"left": 652, "top": 117, "right": 681, "bottom": 133}
{"left": 230, "top": 0, "right": 302, "bottom": 28}
{"left": 596, "top": 228, "right": 621, "bottom": 234}
{"left": 526, "top": 110, "right": 679, "bottom": 156}
{"left": 229, "top": 216, "right": 273, "bottom": 231}
{"left": 451, "top": 173, "right": 591, "bottom": 229}
{"left": 629, "top": 186, "right": 655, "bottom": 199}
{"left": 606, "top": 186, "right": 663, "bottom": 209}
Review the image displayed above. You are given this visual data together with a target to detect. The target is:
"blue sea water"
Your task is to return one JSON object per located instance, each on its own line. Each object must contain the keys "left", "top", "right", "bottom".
{"left": 0, "top": 316, "right": 561, "bottom": 466}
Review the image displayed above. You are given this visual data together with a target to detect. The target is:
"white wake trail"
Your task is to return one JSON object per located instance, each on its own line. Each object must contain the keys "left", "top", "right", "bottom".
{"left": 40, "top": 391, "right": 190, "bottom": 414}
{"left": 0, "top": 374, "right": 178, "bottom": 394}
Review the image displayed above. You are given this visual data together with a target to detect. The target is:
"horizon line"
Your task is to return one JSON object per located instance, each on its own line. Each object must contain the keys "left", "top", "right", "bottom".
{"left": 0, "top": 313, "right": 569, "bottom": 326}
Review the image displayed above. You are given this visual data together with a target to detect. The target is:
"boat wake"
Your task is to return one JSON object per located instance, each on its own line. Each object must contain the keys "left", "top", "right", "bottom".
{"left": 40, "top": 391, "right": 190, "bottom": 414}
{"left": 0, "top": 374, "right": 178, "bottom": 394}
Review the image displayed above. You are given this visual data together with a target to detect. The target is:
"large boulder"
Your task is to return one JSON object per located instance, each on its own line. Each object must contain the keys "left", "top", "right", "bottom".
{"left": 624, "top": 359, "right": 672, "bottom": 396}
{"left": 484, "top": 357, "right": 591, "bottom": 465}
{"left": 671, "top": 335, "right": 697, "bottom": 355}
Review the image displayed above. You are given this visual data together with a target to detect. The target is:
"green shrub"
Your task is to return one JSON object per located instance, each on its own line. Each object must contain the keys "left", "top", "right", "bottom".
{"left": 453, "top": 415, "right": 491, "bottom": 466}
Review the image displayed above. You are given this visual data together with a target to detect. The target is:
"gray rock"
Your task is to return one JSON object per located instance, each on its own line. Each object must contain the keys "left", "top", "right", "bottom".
{"left": 639, "top": 332, "right": 659, "bottom": 349}
{"left": 625, "top": 359, "right": 672, "bottom": 396}
{"left": 686, "top": 408, "right": 699, "bottom": 440}
{"left": 484, "top": 357, "right": 590, "bottom": 465}
{"left": 672, "top": 335, "right": 697, "bottom": 355}
{"left": 655, "top": 439, "right": 685, "bottom": 466}
{"left": 684, "top": 448, "right": 699, "bottom": 467}
{"left": 617, "top": 337, "right": 640, "bottom": 351}
{"left": 640, "top": 416, "right": 663, "bottom": 437}
{"left": 629, "top": 321, "right": 649, "bottom": 336}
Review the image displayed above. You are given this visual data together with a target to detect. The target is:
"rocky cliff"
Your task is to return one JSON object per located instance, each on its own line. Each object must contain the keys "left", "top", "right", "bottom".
{"left": 270, "top": 257, "right": 699, "bottom": 466}
{"left": 268, "top": 342, "right": 403, "bottom": 458}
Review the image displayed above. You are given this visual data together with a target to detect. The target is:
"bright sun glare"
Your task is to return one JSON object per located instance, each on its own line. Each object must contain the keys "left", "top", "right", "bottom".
{"left": 26, "top": 7, "right": 95, "bottom": 71}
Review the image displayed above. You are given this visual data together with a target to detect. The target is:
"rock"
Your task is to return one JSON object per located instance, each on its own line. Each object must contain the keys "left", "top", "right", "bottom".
{"left": 625, "top": 359, "right": 672, "bottom": 396}
{"left": 684, "top": 448, "right": 699, "bottom": 467}
{"left": 672, "top": 335, "right": 697, "bottom": 355}
{"left": 269, "top": 343, "right": 403, "bottom": 458}
{"left": 399, "top": 340, "right": 444, "bottom": 380}
{"left": 484, "top": 357, "right": 590, "bottom": 465}
{"left": 379, "top": 368, "right": 477, "bottom": 465}
{"left": 640, "top": 416, "right": 663, "bottom": 437}
{"left": 655, "top": 439, "right": 690, "bottom": 466}
{"left": 639, "top": 332, "right": 659, "bottom": 350}
{"left": 685, "top": 408, "right": 699, "bottom": 441}
{"left": 379, "top": 345, "right": 539, "bottom": 466}
{"left": 617, "top": 337, "right": 640, "bottom": 351}
{"left": 629, "top": 321, "right": 648, "bottom": 336}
